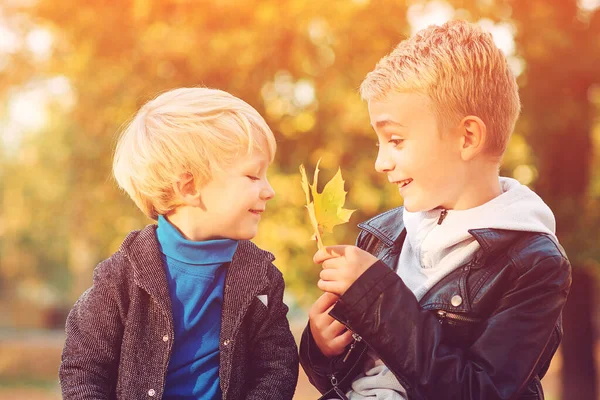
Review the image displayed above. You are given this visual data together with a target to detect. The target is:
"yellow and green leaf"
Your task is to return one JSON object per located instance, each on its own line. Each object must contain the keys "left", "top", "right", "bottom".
{"left": 299, "top": 159, "right": 355, "bottom": 249}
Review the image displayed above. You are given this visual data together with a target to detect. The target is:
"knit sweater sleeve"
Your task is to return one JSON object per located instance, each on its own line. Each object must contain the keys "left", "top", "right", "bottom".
{"left": 59, "top": 253, "right": 128, "bottom": 399}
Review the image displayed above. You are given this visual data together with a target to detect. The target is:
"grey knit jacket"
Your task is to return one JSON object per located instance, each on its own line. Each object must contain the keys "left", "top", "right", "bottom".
{"left": 59, "top": 225, "right": 299, "bottom": 399}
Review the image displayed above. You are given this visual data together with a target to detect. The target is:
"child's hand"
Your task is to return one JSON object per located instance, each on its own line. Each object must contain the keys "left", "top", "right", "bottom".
{"left": 308, "top": 292, "right": 354, "bottom": 357}
{"left": 314, "top": 245, "right": 379, "bottom": 296}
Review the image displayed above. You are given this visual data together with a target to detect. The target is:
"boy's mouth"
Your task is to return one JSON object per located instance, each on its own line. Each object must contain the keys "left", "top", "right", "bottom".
{"left": 249, "top": 209, "right": 264, "bottom": 215}
{"left": 393, "top": 178, "right": 413, "bottom": 188}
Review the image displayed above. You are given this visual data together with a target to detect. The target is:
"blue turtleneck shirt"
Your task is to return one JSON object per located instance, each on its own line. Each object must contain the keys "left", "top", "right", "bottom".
{"left": 157, "top": 215, "right": 238, "bottom": 399}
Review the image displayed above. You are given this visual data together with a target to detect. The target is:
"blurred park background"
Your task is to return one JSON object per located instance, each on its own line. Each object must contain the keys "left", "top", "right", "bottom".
{"left": 1, "top": 0, "right": 600, "bottom": 398}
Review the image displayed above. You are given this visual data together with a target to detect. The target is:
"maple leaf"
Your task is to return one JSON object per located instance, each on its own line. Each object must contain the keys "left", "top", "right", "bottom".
{"left": 299, "top": 159, "right": 355, "bottom": 249}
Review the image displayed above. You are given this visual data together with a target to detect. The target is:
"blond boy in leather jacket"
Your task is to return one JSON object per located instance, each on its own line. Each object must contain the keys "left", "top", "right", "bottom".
{"left": 300, "top": 20, "right": 571, "bottom": 400}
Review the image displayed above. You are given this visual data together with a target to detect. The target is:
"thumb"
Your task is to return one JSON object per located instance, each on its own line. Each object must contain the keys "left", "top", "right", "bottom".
{"left": 313, "top": 245, "right": 348, "bottom": 264}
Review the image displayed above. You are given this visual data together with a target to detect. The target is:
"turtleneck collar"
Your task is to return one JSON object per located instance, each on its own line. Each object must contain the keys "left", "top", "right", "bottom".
{"left": 156, "top": 215, "right": 239, "bottom": 266}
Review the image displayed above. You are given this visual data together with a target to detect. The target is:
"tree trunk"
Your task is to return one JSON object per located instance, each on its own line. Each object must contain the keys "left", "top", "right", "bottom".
{"left": 560, "top": 266, "right": 598, "bottom": 400}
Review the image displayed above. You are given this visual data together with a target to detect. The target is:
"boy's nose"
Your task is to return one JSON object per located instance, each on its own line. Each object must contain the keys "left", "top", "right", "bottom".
{"left": 375, "top": 148, "right": 394, "bottom": 173}
{"left": 260, "top": 181, "right": 275, "bottom": 201}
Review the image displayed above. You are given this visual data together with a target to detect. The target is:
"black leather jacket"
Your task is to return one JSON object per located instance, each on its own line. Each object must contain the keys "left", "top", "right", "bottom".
{"left": 300, "top": 207, "right": 571, "bottom": 400}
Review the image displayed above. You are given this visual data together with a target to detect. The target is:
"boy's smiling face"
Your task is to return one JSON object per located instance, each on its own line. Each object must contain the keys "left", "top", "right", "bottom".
{"left": 168, "top": 140, "right": 275, "bottom": 242}
{"left": 196, "top": 149, "right": 275, "bottom": 240}
{"left": 369, "top": 91, "right": 465, "bottom": 212}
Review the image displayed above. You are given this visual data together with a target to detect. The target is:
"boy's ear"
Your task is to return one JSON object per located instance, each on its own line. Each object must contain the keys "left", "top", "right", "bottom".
{"left": 459, "top": 115, "right": 487, "bottom": 161}
{"left": 173, "top": 173, "right": 202, "bottom": 207}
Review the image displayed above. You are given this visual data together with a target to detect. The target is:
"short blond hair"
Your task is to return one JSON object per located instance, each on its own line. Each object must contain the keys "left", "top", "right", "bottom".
{"left": 360, "top": 20, "right": 520, "bottom": 158}
{"left": 113, "top": 87, "right": 276, "bottom": 220}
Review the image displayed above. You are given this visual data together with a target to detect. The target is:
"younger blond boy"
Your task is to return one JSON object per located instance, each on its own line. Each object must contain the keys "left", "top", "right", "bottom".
{"left": 60, "top": 88, "right": 298, "bottom": 399}
{"left": 300, "top": 20, "right": 570, "bottom": 400}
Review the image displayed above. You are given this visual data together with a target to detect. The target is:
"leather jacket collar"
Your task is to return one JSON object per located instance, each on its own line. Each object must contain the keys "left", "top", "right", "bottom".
{"left": 357, "top": 206, "right": 557, "bottom": 259}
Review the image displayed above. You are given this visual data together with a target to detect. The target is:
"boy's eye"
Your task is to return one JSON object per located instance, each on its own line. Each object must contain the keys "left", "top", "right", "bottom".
{"left": 246, "top": 175, "right": 260, "bottom": 181}
{"left": 376, "top": 139, "right": 403, "bottom": 147}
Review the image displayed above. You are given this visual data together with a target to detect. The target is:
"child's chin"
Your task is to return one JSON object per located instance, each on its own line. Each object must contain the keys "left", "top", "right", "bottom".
{"left": 403, "top": 202, "right": 432, "bottom": 213}
{"left": 403, "top": 203, "right": 420, "bottom": 213}
{"left": 236, "top": 230, "right": 258, "bottom": 241}
{"left": 219, "top": 231, "right": 256, "bottom": 241}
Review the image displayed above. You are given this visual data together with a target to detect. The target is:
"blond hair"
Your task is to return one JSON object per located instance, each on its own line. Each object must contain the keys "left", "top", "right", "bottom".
{"left": 113, "top": 87, "right": 276, "bottom": 220}
{"left": 360, "top": 20, "right": 520, "bottom": 158}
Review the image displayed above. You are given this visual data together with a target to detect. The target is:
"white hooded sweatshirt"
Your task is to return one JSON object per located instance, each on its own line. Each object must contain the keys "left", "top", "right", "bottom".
{"left": 345, "top": 177, "right": 557, "bottom": 400}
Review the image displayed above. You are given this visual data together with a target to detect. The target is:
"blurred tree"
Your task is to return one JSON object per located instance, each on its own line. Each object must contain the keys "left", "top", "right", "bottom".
{"left": 0, "top": 0, "right": 411, "bottom": 309}
{"left": 506, "top": 1, "right": 600, "bottom": 398}
{"left": 1, "top": 0, "right": 599, "bottom": 397}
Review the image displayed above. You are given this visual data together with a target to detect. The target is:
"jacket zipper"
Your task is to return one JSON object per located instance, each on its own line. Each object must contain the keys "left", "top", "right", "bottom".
{"left": 437, "top": 310, "right": 481, "bottom": 324}
{"left": 437, "top": 209, "right": 448, "bottom": 225}
{"left": 335, "top": 324, "right": 412, "bottom": 395}
{"left": 324, "top": 333, "right": 362, "bottom": 399}
{"left": 329, "top": 374, "right": 349, "bottom": 400}
{"left": 342, "top": 332, "right": 362, "bottom": 362}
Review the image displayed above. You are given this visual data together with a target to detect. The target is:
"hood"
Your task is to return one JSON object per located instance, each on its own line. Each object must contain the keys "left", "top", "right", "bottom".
{"left": 403, "top": 177, "right": 556, "bottom": 271}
